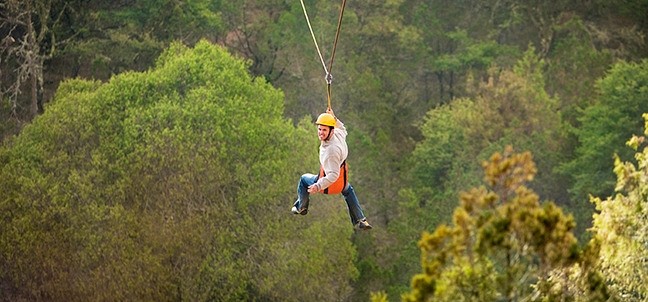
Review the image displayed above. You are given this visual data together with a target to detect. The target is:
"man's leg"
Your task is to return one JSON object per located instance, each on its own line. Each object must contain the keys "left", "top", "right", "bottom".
{"left": 292, "top": 173, "right": 318, "bottom": 214}
{"left": 341, "top": 184, "right": 370, "bottom": 228}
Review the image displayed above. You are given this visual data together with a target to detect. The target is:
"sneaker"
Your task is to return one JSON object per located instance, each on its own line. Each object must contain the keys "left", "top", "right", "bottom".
{"left": 291, "top": 206, "right": 308, "bottom": 215}
{"left": 356, "top": 219, "right": 372, "bottom": 230}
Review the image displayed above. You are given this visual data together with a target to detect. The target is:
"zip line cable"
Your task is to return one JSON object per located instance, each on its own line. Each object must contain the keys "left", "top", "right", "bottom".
{"left": 328, "top": 0, "right": 346, "bottom": 77}
{"left": 299, "top": 0, "right": 348, "bottom": 110}
{"left": 299, "top": 0, "right": 329, "bottom": 76}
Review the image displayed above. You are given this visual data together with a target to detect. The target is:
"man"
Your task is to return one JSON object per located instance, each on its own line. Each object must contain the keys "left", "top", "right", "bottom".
{"left": 291, "top": 108, "right": 372, "bottom": 230}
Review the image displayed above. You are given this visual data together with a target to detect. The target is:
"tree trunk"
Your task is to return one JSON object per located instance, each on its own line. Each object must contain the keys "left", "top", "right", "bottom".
{"left": 26, "top": 1, "right": 39, "bottom": 120}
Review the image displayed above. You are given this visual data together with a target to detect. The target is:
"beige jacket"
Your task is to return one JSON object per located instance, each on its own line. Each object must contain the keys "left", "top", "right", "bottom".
{"left": 315, "top": 118, "right": 348, "bottom": 190}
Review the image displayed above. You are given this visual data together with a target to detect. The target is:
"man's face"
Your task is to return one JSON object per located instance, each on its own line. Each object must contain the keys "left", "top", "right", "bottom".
{"left": 317, "top": 125, "right": 332, "bottom": 141}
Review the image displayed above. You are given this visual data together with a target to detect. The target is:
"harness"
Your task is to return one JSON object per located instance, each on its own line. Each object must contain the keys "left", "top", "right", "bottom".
{"left": 318, "top": 160, "right": 348, "bottom": 194}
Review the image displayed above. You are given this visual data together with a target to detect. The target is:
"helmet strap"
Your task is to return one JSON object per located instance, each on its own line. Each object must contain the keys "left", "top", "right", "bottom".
{"left": 325, "top": 127, "right": 334, "bottom": 141}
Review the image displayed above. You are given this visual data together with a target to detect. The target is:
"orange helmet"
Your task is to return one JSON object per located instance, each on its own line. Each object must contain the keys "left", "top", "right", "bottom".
{"left": 316, "top": 113, "right": 336, "bottom": 127}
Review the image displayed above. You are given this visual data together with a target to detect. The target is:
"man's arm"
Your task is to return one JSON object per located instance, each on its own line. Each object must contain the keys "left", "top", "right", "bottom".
{"left": 308, "top": 148, "right": 344, "bottom": 193}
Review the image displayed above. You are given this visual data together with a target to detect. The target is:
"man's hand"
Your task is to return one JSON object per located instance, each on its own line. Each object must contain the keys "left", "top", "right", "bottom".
{"left": 308, "top": 184, "right": 320, "bottom": 194}
{"left": 326, "top": 107, "right": 335, "bottom": 118}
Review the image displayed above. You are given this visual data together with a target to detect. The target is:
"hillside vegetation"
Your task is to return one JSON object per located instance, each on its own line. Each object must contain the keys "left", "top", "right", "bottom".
{"left": 1, "top": 1, "right": 647, "bottom": 301}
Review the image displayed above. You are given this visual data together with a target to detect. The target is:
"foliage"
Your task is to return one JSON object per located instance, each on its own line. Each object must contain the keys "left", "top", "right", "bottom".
{"left": 61, "top": 0, "right": 225, "bottom": 78}
{"left": 405, "top": 48, "right": 564, "bottom": 227}
{"left": 589, "top": 113, "right": 648, "bottom": 301}
{"left": 544, "top": 16, "right": 614, "bottom": 115}
{"left": 399, "top": 147, "right": 587, "bottom": 301}
{"left": 0, "top": 0, "right": 68, "bottom": 121}
{"left": 0, "top": 97, "right": 23, "bottom": 141}
{"left": 1, "top": 0, "right": 648, "bottom": 300}
{"left": 213, "top": 0, "right": 302, "bottom": 82}
{"left": 560, "top": 59, "right": 648, "bottom": 201}
{"left": 0, "top": 40, "right": 357, "bottom": 301}
{"left": 382, "top": 49, "right": 567, "bottom": 299}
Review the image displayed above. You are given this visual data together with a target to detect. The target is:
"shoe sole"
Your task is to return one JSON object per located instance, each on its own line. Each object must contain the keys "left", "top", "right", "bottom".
{"left": 356, "top": 222, "right": 372, "bottom": 230}
{"left": 291, "top": 208, "right": 308, "bottom": 215}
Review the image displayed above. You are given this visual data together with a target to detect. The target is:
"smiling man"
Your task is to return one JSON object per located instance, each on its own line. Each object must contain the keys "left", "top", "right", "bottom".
{"left": 291, "top": 108, "right": 372, "bottom": 230}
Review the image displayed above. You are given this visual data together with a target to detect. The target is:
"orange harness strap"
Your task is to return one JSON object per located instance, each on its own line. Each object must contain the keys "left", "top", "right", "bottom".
{"left": 318, "top": 160, "right": 348, "bottom": 194}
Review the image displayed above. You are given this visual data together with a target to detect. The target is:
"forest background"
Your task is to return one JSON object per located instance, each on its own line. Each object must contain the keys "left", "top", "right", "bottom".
{"left": 1, "top": 0, "right": 648, "bottom": 301}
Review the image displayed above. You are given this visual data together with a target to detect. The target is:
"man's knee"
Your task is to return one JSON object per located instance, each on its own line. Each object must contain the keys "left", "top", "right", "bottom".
{"left": 342, "top": 183, "right": 354, "bottom": 196}
{"left": 300, "top": 173, "right": 317, "bottom": 186}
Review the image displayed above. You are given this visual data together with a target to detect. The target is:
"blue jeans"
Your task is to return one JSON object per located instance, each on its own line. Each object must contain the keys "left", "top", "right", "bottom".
{"left": 293, "top": 173, "right": 367, "bottom": 225}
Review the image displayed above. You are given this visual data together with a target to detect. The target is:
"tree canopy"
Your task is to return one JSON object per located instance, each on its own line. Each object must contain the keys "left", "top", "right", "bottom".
{"left": 590, "top": 113, "right": 648, "bottom": 302}
{"left": 400, "top": 147, "right": 591, "bottom": 301}
{"left": 1, "top": 0, "right": 648, "bottom": 300}
{"left": 0, "top": 40, "right": 358, "bottom": 301}
{"left": 560, "top": 59, "right": 648, "bottom": 200}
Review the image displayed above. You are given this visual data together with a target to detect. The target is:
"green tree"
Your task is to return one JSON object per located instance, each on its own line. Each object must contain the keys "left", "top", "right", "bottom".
{"left": 0, "top": 40, "right": 357, "bottom": 301}
{"left": 544, "top": 16, "right": 613, "bottom": 117}
{"left": 0, "top": 0, "right": 70, "bottom": 122}
{"left": 383, "top": 48, "right": 567, "bottom": 300}
{"left": 61, "top": 0, "right": 225, "bottom": 79}
{"left": 1, "top": 0, "right": 230, "bottom": 140}
{"left": 589, "top": 113, "right": 648, "bottom": 301}
{"left": 560, "top": 59, "right": 648, "bottom": 202}
{"left": 405, "top": 48, "right": 564, "bottom": 225}
{"left": 214, "top": 0, "right": 303, "bottom": 83}
{"left": 400, "top": 147, "right": 584, "bottom": 301}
